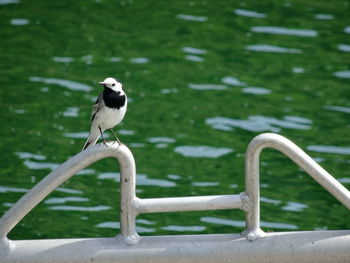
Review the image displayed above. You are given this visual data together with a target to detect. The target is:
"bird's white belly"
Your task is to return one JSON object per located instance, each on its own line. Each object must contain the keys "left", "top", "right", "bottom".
{"left": 95, "top": 106, "right": 127, "bottom": 131}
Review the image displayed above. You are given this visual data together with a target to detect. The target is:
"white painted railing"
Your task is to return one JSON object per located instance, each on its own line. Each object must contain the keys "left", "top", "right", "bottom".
{"left": 0, "top": 133, "right": 349, "bottom": 263}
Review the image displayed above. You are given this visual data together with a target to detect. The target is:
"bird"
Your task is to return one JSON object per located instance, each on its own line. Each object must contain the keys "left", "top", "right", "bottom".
{"left": 82, "top": 77, "right": 127, "bottom": 151}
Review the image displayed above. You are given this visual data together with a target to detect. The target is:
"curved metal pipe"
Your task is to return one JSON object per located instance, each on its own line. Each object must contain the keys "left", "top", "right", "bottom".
{"left": 244, "top": 133, "right": 350, "bottom": 240}
{"left": 0, "top": 143, "right": 139, "bottom": 244}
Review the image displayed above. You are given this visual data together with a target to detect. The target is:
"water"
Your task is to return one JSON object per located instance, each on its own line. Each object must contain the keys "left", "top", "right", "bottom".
{"left": 0, "top": 0, "right": 349, "bottom": 240}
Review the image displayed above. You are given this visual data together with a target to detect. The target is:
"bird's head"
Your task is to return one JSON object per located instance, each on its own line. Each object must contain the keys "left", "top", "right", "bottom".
{"left": 99, "top": 77, "right": 123, "bottom": 92}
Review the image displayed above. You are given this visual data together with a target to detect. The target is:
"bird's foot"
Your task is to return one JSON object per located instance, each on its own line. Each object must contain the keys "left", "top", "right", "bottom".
{"left": 111, "top": 140, "right": 123, "bottom": 146}
{"left": 102, "top": 140, "right": 122, "bottom": 147}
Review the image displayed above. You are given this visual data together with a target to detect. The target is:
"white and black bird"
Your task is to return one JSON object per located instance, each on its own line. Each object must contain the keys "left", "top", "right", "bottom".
{"left": 82, "top": 77, "right": 127, "bottom": 151}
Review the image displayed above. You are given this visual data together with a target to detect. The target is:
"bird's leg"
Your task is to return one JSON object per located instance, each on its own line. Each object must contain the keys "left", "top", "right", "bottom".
{"left": 99, "top": 127, "right": 108, "bottom": 146}
{"left": 110, "top": 128, "right": 121, "bottom": 144}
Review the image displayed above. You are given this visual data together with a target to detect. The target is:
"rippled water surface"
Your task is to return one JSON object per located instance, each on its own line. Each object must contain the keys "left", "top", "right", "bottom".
{"left": 0, "top": 0, "right": 349, "bottom": 240}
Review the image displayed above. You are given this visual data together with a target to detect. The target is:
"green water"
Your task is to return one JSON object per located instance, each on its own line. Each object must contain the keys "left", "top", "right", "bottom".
{"left": 0, "top": 0, "right": 349, "bottom": 240}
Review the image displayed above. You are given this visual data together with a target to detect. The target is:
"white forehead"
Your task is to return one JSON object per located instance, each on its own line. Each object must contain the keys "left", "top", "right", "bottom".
{"left": 103, "top": 77, "right": 118, "bottom": 84}
{"left": 102, "top": 77, "right": 123, "bottom": 91}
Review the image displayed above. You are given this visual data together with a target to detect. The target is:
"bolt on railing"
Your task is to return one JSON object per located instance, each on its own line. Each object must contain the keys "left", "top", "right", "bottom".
{"left": 0, "top": 133, "right": 349, "bottom": 245}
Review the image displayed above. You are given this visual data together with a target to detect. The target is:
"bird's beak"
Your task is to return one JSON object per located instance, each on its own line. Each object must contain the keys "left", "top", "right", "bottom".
{"left": 99, "top": 81, "right": 106, "bottom": 86}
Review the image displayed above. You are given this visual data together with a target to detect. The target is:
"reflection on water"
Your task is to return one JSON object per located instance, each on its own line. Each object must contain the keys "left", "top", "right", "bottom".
{"left": 63, "top": 107, "right": 79, "bottom": 117}
{"left": 81, "top": 55, "right": 93, "bottom": 64}
{"left": 76, "top": 169, "right": 95, "bottom": 175}
{"left": 16, "top": 151, "right": 46, "bottom": 160}
{"left": 246, "top": 44, "right": 302, "bottom": 54}
{"left": 251, "top": 26, "right": 318, "bottom": 37}
{"left": 96, "top": 221, "right": 155, "bottom": 233}
{"left": 337, "top": 44, "right": 350, "bottom": 52}
{"left": 176, "top": 14, "right": 207, "bottom": 22}
{"left": 260, "top": 196, "right": 281, "bottom": 205}
{"left": 324, "top": 105, "right": 350, "bottom": 114}
{"left": 130, "top": 57, "right": 149, "bottom": 64}
{"left": 241, "top": 87, "right": 271, "bottom": 95}
{"left": 221, "top": 76, "right": 246, "bottom": 86}
{"left": 147, "top": 137, "right": 176, "bottom": 143}
{"left": 137, "top": 218, "right": 155, "bottom": 225}
{"left": 49, "top": 205, "right": 110, "bottom": 211}
{"left": 234, "top": 9, "right": 266, "bottom": 18}
{"left": 63, "top": 131, "right": 89, "bottom": 139}
{"left": 134, "top": 226, "right": 155, "bottom": 233}
{"left": 344, "top": 26, "right": 350, "bottom": 34}
{"left": 307, "top": 145, "right": 350, "bottom": 155}
{"left": 52, "top": 57, "right": 74, "bottom": 63}
{"left": 130, "top": 143, "right": 146, "bottom": 148}
{"left": 182, "top": 47, "right": 206, "bottom": 62}
{"left": 256, "top": 221, "right": 299, "bottom": 230}
{"left": 338, "top": 178, "right": 350, "bottom": 184}
{"left": 55, "top": 187, "right": 83, "bottom": 195}
{"left": 161, "top": 88, "right": 178, "bottom": 94}
{"left": 282, "top": 201, "right": 308, "bottom": 212}
{"left": 44, "top": 196, "right": 89, "bottom": 204}
{"left": 23, "top": 160, "right": 58, "bottom": 170}
{"left": 192, "top": 182, "right": 219, "bottom": 187}
{"left": 118, "top": 129, "right": 135, "bottom": 135}
{"left": 333, "top": 70, "right": 350, "bottom": 79}
{"left": 292, "top": 67, "right": 305, "bottom": 74}
{"left": 9, "top": 107, "right": 26, "bottom": 114}
{"left": 206, "top": 115, "right": 312, "bottom": 132}
{"left": 147, "top": 137, "right": 175, "bottom": 149}
{"left": 189, "top": 83, "right": 227, "bottom": 91}
{"left": 166, "top": 174, "right": 181, "bottom": 180}
{"left": 137, "top": 174, "right": 176, "bottom": 187}
{"left": 229, "top": 184, "right": 238, "bottom": 189}
{"left": 201, "top": 216, "right": 245, "bottom": 227}
{"left": 182, "top": 47, "right": 207, "bottom": 55}
{"left": 174, "top": 145, "right": 233, "bottom": 158}
{"left": 10, "top": 18, "right": 29, "bottom": 25}
{"left": 30, "top": 76, "right": 93, "bottom": 91}
{"left": 185, "top": 55, "right": 204, "bottom": 62}
{"left": 0, "top": 186, "right": 28, "bottom": 193}
{"left": 109, "top": 57, "right": 122, "bottom": 62}
{"left": 314, "top": 14, "right": 334, "bottom": 20}
{"left": 0, "top": 0, "right": 20, "bottom": 4}
{"left": 98, "top": 172, "right": 176, "bottom": 187}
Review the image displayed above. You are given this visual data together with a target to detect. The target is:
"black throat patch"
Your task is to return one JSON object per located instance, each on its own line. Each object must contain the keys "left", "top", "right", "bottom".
{"left": 103, "top": 87, "right": 126, "bottom": 109}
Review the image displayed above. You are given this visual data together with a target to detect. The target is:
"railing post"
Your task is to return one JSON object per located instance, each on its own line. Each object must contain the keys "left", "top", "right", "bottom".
{"left": 243, "top": 137, "right": 265, "bottom": 240}
{"left": 118, "top": 147, "right": 140, "bottom": 244}
{"left": 243, "top": 133, "right": 350, "bottom": 241}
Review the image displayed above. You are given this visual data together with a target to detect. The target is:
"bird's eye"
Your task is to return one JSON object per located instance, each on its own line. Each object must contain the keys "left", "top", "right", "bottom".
{"left": 112, "top": 83, "right": 115, "bottom": 86}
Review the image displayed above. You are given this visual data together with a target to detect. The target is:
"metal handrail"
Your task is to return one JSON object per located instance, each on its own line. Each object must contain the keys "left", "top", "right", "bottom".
{"left": 0, "top": 143, "right": 137, "bottom": 242}
{"left": 244, "top": 133, "right": 350, "bottom": 240}
{"left": 0, "top": 133, "right": 349, "bottom": 245}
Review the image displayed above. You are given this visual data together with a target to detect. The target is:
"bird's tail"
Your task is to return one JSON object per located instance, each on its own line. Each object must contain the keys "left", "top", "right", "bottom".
{"left": 82, "top": 127, "right": 100, "bottom": 151}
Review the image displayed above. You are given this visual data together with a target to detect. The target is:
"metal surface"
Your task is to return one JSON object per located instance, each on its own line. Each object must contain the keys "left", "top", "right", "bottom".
{"left": 2, "top": 231, "right": 350, "bottom": 263}
{"left": 135, "top": 194, "right": 244, "bottom": 214}
{"left": 244, "top": 133, "right": 350, "bottom": 240}
{"left": 0, "top": 133, "right": 349, "bottom": 263}
{"left": 0, "top": 142, "right": 138, "bottom": 243}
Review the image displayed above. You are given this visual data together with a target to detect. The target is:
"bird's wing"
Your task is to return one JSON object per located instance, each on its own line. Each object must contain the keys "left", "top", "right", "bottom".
{"left": 91, "top": 93, "right": 103, "bottom": 122}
